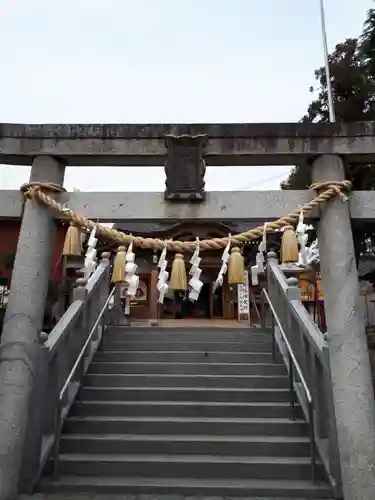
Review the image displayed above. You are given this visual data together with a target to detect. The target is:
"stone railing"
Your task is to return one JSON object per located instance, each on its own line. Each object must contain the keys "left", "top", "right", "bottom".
{"left": 19, "top": 253, "right": 114, "bottom": 493}
{"left": 262, "top": 252, "right": 342, "bottom": 498}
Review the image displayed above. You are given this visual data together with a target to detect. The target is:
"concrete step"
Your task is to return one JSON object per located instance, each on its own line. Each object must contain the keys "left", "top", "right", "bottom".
{"left": 59, "top": 434, "right": 311, "bottom": 457}
{"left": 79, "top": 386, "right": 293, "bottom": 403}
{"left": 105, "top": 326, "right": 270, "bottom": 333}
{"left": 72, "top": 401, "right": 301, "bottom": 419}
{"left": 38, "top": 475, "right": 333, "bottom": 498}
{"left": 64, "top": 416, "right": 308, "bottom": 437}
{"left": 104, "top": 329, "right": 273, "bottom": 343}
{"left": 46, "top": 453, "right": 324, "bottom": 481}
{"left": 94, "top": 350, "right": 282, "bottom": 364}
{"left": 84, "top": 373, "right": 289, "bottom": 389}
{"left": 102, "top": 341, "right": 273, "bottom": 352}
{"left": 89, "top": 361, "right": 286, "bottom": 376}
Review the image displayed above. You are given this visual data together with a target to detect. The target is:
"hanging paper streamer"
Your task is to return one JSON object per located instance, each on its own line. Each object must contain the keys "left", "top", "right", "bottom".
{"left": 213, "top": 235, "right": 231, "bottom": 291}
{"left": 157, "top": 243, "right": 169, "bottom": 304}
{"left": 251, "top": 265, "right": 259, "bottom": 286}
{"left": 259, "top": 223, "right": 267, "bottom": 254}
{"left": 251, "top": 223, "right": 267, "bottom": 285}
{"left": 189, "top": 238, "right": 203, "bottom": 301}
{"left": 296, "top": 207, "right": 309, "bottom": 266}
{"left": 61, "top": 201, "right": 71, "bottom": 213}
{"left": 256, "top": 251, "right": 265, "bottom": 273}
{"left": 256, "top": 223, "right": 267, "bottom": 273}
{"left": 125, "top": 237, "right": 139, "bottom": 297}
{"left": 84, "top": 225, "right": 98, "bottom": 279}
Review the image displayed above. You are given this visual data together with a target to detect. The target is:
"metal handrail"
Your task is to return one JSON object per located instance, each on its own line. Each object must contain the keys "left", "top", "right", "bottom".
{"left": 262, "top": 288, "right": 316, "bottom": 481}
{"left": 53, "top": 286, "right": 115, "bottom": 475}
{"left": 59, "top": 286, "right": 115, "bottom": 400}
{"left": 262, "top": 289, "right": 312, "bottom": 402}
{"left": 249, "top": 288, "right": 262, "bottom": 325}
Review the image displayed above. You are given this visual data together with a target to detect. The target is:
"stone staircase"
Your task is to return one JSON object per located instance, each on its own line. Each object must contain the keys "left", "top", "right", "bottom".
{"left": 39, "top": 327, "right": 333, "bottom": 499}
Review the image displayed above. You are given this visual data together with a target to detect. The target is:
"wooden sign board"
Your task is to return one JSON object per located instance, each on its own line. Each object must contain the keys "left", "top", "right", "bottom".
{"left": 237, "top": 272, "right": 250, "bottom": 322}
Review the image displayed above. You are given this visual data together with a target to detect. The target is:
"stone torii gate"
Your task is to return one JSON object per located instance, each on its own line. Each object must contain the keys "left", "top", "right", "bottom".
{"left": 0, "top": 122, "right": 375, "bottom": 500}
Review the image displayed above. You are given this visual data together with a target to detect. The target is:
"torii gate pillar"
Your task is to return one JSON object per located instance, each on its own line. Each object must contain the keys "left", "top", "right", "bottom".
{"left": 0, "top": 156, "right": 66, "bottom": 500}
{"left": 312, "top": 154, "right": 375, "bottom": 500}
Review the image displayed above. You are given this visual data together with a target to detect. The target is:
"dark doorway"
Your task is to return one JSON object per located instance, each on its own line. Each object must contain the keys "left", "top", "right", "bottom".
{"left": 189, "top": 283, "right": 210, "bottom": 318}
{"left": 211, "top": 286, "right": 223, "bottom": 318}
{"left": 174, "top": 284, "right": 211, "bottom": 319}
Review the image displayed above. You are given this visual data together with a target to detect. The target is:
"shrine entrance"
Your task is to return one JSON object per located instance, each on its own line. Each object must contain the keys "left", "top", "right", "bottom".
{"left": 173, "top": 284, "right": 211, "bottom": 319}
{"left": 162, "top": 279, "right": 235, "bottom": 321}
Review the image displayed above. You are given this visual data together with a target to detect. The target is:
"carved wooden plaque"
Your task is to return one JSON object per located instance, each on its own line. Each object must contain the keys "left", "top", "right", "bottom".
{"left": 164, "top": 134, "right": 207, "bottom": 201}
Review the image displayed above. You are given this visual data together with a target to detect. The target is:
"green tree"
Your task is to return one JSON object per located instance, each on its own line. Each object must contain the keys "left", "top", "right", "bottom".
{"left": 282, "top": 7, "right": 375, "bottom": 262}
{"left": 282, "top": 38, "right": 375, "bottom": 191}
{"left": 361, "top": 7, "right": 375, "bottom": 77}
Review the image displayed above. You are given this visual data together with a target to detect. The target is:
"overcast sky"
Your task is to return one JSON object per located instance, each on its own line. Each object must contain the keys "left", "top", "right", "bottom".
{"left": 0, "top": 0, "right": 373, "bottom": 192}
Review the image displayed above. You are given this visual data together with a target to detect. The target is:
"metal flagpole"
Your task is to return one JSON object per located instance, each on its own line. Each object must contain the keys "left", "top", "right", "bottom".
{"left": 319, "top": 0, "right": 336, "bottom": 122}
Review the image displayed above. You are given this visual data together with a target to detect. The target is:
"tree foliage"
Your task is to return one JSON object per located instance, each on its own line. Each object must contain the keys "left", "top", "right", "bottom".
{"left": 281, "top": 6, "right": 375, "bottom": 261}
{"left": 361, "top": 7, "right": 375, "bottom": 77}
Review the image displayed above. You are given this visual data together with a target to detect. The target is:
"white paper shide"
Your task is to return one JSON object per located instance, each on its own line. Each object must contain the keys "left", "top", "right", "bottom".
{"left": 84, "top": 226, "right": 98, "bottom": 279}
{"left": 125, "top": 239, "right": 139, "bottom": 298}
{"left": 189, "top": 238, "right": 203, "bottom": 301}
{"left": 251, "top": 223, "right": 267, "bottom": 285}
{"left": 296, "top": 208, "right": 309, "bottom": 266}
{"left": 213, "top": 236, "right": 231, "bottom": 291}
{"left": 157, "top": 244, "right": 169, "bottom": 304}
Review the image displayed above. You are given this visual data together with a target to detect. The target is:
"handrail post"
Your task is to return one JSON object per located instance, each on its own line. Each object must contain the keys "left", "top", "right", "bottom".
{"left": 308, "top": 399, "right": 317, "bottom": 483}
{"left": 286, "top": 277, "right": 302, "bottom": 383}
{"left": 260, "top": 288, "right": 266, "bottom": 329}
{"left": 98, "top": 253, "right": 111, "bottom": 347}
{"left": 266, "top": 252, "right": 279, "bottom": 361}
{"left": 266, "top": 251, "right": 279, "bottom": 326}
{"left": 321, "top": 345, "right": 343, "bottom": 498}
{"left": 72, "top": 277, "right": 89, "bottom": 384}
{"left": 99, "top": 253, "right": 111, "bottom": 297}
{"left": 73, "top": 276, "right": 88, "bottom": 302}
{"left": 113, "top": 283, "right": 126, "bottom": 326}
{"left": 288, "top": 353, "right": 296, "bottom": 420}
{"left": 285, "top": 277, "right": 300, "bottom": 301}
{"left": 270, "top": 310, "right": 276, "bottom": 363}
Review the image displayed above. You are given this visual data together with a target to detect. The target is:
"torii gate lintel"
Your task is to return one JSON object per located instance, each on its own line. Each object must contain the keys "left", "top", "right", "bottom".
{"left": 0, "top": 122, "right": 375, "bottom": 499}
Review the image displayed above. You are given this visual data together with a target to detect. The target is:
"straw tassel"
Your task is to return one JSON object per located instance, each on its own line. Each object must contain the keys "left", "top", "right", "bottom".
{"left": 170, "top": 253, "right": 187, "bottom": 291}
{"left": 111, "top": 246, "right": 126, "bottom": 283}
{"left": 281, "top": 225, "right": 299, "bottom": 264}
{"left": 228, "top": 247, "right": 245, "bottom": 285}
{"left": 62, "top": 223, "right": 82, "bottom": 256}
